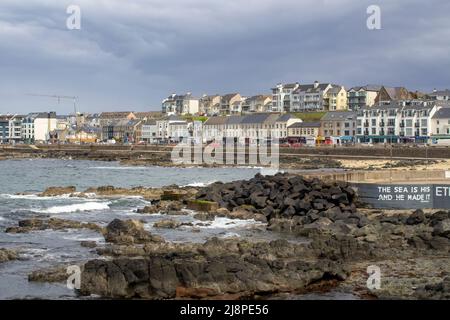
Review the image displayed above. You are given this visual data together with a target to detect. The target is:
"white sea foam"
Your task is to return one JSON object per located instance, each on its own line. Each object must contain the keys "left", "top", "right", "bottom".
{"left": 0, "top": 193, "right": 97, "bottom": 201}
{"left": 38, "top": 202, "right": 111, "bottom": 214}
{"left": 89, "top": 166, "right": 147, "bottom": 170}
{"left": 220, "top": 232, "right": 241, "bottom": 238}
{"left": 182, "top": 181, "right": 217, "bottom": 187}
{"left": 193, "top": 217, "right": 263, "bottom": 229}
{"left": 1, "top": 194, "right": 68, "bottom": 200}
{"left": 62, "top": 234, "right": 104, "bottom": 242}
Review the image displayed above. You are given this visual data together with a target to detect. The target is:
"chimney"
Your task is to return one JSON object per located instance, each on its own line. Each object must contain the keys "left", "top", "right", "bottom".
{"left": 433, "top": 88, "right": 437, "bottom": 93}
{"left": 314, "top": 81, "right": 319, "bottom": 89}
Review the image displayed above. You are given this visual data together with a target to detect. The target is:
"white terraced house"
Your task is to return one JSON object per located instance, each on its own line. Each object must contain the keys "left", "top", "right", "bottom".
{"left": 202, "top": 113, "right": 302, "bottom": 143}
{"left": 356, "top": 101, "right": 450, "bottom": 144}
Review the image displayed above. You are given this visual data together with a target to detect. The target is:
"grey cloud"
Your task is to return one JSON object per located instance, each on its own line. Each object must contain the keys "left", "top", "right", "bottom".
{"left": 0, "top": 0, "right": 449, "bottom": 114}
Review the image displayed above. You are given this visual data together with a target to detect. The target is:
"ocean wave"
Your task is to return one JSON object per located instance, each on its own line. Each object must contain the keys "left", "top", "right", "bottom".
{"left": 193, "top": 217, "right": 263, "bottom": 229}
{"left": 182, "top": 181, "right": 217, "bottom": 187}
{"left": 61, "top": 234, "right": 104, "bottom": 242}
{"left": 37, "top": 202, "right": 111, "bottom": 214}
{"left": 0, "top": 193, "right": 96, "bottom": 201}
{"left": 220, "top": 232, "right": 241, "bottom": 238}
{"left": 88, "top": 166, "right": 148, "bottom": 170}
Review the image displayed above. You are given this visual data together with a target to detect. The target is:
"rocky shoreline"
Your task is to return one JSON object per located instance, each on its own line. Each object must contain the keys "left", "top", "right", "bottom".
{"left": 4, "top": 173, "right": 449, "bottom": 299}
{"left": 4, "top": 147, "right": 446, "bottom": 171}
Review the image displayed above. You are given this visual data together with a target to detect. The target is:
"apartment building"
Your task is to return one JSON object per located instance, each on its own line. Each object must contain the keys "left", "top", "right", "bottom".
{"left": 347, "top": 85, "right": 382, "bottom": 111}
{"left": 320, "top": 111, "right": 357, "bottom": 144}
{"left": 220, "top": 93, "right": 242, "bottom": 115}
{"left": 162, "top": 93, "right": 199, "bottom": 115}
{"left": 0, "top": 116, "right": 10, "bottom": 143}
{"left": 21, "top": 114, "right": 37, "bottom": 144}
{"left": 199, "top": 95, "right": 221, "bottom": 115}
{"left": 154, "top": 115, "right": 187, "bottom": 142}
{"left": 0, "top": 115, "right": 25, "bottom": 144}
{"left": 291, "top": 82, "right": 347, "bottom": 112}
{"left": 356, "top": 101, "right": 444, "bottom": 144}
{"left": 141, "top": 119, "right": 158, "bottom": 143}
{"left": 271, "top": 83, "right": 300, "bottom": 112}
{"left": 242, "top": 95, "right": 272, "bottom": 113}
{"left": 8, "top": 115, "right": 25, "bottom": 143}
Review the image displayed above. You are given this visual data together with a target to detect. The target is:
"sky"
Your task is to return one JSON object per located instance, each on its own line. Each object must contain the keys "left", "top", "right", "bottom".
{"left": 0, "top": 0, "right": 449, "bottom": 114}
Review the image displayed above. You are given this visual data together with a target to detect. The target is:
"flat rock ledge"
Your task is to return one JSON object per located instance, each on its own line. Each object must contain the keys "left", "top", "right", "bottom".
{"left": 5, "top": 218, "right": 104, "bottom": 234}
{"left": 79, "top": 238, "right": 349, "bottom": 299}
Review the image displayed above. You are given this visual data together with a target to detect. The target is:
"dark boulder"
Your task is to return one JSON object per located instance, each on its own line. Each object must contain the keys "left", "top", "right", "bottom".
{"left": 406, "top": 209, "right": 426, "bottom": 225}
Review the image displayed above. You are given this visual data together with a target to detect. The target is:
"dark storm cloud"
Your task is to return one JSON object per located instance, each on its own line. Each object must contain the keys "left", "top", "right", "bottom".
{"left": 0, "top": 0, "right": 449, "bottom": 113}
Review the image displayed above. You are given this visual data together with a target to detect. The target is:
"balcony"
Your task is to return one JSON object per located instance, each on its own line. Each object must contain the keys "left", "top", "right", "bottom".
{"left": 379, "top": 122, "right": 385, "bottom": 127}
{"left": 364, "top": 122, "right": 369, "bottom": 128}
{"left": 400, "top": 122, "right": 405, "bottom": 128}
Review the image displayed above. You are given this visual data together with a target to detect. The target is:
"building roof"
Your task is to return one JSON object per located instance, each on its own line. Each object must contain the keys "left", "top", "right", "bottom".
{"left": 225, "top": 115, "right": 243, "bottom": 124}
{"left": 204, "top": 113, "right": 305, "bottom": 126}
{"left": 277, "top": 113, "right": 297, "bottom": 122}
{"left": 432, "top": 107, "right": 450, "bottom": 119}
{"left": 288, "top": 122, "right": 321, "bottom": 128}
{"left": 165, "top": 114, "right": 184, "bottom": 121}
{"left": 293, "top": 82, "right": 333, "bottom": 94}
{"left": 321, "top": 111, "right": 357, "bottom": 121}
{"left": 134, "top": 111, "right": 162, "bottom": 119}
{"left": 143, "top": 119, "right": 157, "bottom": 125}
{"left": 221, "top": 93, "right": 240, "bottom": 102}
{"left": 271, "top": 83, "right": 299, "bottom": 90}
{"left": 164, "top": 93, "right": 198, "bottom": 101}
{"left": 99, "top": 112, "right": 134, "bottom": 119}
{"left": 349, "top": 85, "right": 382, "bottom": 92}
{"left": 327, "top": 86, "right": 343, "bottom": 94}
{"left": 239, "top": 113, "right": 272, "bottom": 124}
{"left": 36, "top": 112, "right": 57, "bottom": 119}
{"left": 204, "top": 116, "right": 228, "bottom": 125}
{"left": 430, "top": 89, "right": 450, "bottom": 96}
